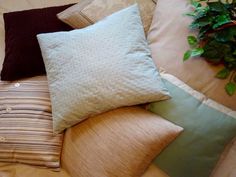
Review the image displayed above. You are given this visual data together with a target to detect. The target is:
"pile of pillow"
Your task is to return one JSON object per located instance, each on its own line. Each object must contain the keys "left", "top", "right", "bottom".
{"left": 0, "top": 0, "right": 179, "bottom": 173}
{"left": 0, "top": 0, "right": 235, "bottom": 177}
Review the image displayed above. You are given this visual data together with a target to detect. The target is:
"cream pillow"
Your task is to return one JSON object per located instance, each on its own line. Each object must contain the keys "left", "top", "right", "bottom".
{"left": 37, "top": 5, "right": 170, "bottom": 133}
{"left": 57, "top": 0, "right": 155, "bottom": 34}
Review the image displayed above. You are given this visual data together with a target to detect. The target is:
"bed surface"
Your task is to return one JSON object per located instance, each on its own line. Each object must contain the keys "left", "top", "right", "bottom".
{"left": 0, "top": 1, "right": 235, "bottom": 177}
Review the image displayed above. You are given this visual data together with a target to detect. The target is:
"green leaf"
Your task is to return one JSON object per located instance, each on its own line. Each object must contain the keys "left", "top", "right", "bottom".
{"left": 215, "top": 26, "right": 236, "bottom": 42}
{"left": 191, "top": 0, "right": 202, "bottom": 8}
{"left": 216, "top": 68, "right": 231, "bottom": 79}
{"left": 183, "top": 48, "right": 204, "bottom": 61}
{"left": 227, "top": 62, "right": 236, "bottom": 69}
{"left": 225, "top": 56, "right": 236, "bottom": 62}
{"left": 225, "top": 82, "right": 236, "bottom": 96}
{"left": 187, "top": 36, "right": 198, "bottom": 47}
{"left": 198, "top": 26, "right": 211, "bottom": 39}
{"left": 194, "top": 6, "right": 209, "bottom": 20}
{"left": 202, "top": 40, "right": 231, "bottom": 63}
{"left": 185, "top": 12, "right": 197, "bottom": 17}
{"left": 213, "top": 14, "right": 231, "bottom": 29}
{"left": 207, "top": 1, "right": 227, "bottom": 12}
{"left": 189, "top": 16, "right": 212, "bottom": 29}
{"left": 183, "top": 50, "right": 192, "bottom": 61}
{"left": 191, "top": 48, "right": 204, "bottom": 56}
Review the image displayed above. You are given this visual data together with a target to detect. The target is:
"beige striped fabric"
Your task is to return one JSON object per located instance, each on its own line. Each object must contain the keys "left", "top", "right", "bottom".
{"left": 0, "top": 76, "right": 63, "bottom": 169}
{"left": 57, "top": 0, "right": 156, "bottom": 34}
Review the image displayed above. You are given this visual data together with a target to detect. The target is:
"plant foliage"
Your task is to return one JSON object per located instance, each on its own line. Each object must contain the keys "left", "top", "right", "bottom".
{"left": 184, "top": 0, "right": 236, "bottom": 96}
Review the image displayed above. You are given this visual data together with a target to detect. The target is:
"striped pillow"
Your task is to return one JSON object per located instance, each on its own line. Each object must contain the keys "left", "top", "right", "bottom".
{"left": 57, "top": 0, "right": 156, "bottom": 35}
{"left": 0, "top": 76, "right": 63, "bottom": 169}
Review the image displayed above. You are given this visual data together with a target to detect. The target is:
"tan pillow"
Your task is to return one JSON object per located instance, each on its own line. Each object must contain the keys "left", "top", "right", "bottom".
{"left": 57, "top": 0, "right": 156, "bottom": 34}
{"left": 61, "top": 107, "right": 183, "bottom": 177}
{"left": 147, "top": 0, "right": 236, "bottom": 110}
{"left": 0, "top": 76, "right": 63, "bottom": 169}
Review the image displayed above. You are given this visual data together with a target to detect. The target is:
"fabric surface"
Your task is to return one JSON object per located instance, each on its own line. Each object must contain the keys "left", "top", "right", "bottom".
{"left": 0, "top": 4, "right": 73, "bottom": 81}
{"left": 148, "top": 73, "right": 236, "bottom": 177}
{"left": 37, "top": 4, "right": 170, "bottom": 133}
{"left": 211, "top": 138, "right": 236, "bottom": 177}
{"left": 142, "top": 165, "right": 169, "bottom": 177}
{"left": 0, "top": 163, "right": 169, "bottom": 177}
{"left": 57, "top": 0, "right": 93, "bottom": 29}
{"left": 147, "top": 0, "right": 236, "bottom": 110}
{"left": 62, "top": 106, "right": 183, "bottom": 177}
{"left": 57, "top": 0, "right": 155, "bottom": 34}
{"left": 0, "top": 76, "right": 63, "bottom": 169}
{"left": 0, "top": 162, "right": 71, "bottom": 177}
{"left": 0, "top": 1, "right": 235, "bottom": 177}
{"left": 0, "top": 0, "right": 80, "bottom": 73}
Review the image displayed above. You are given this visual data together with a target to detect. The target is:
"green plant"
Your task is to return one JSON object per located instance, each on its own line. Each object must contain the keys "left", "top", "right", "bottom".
{"left": 184, "top": 0, "right": 236, "bottom": 96}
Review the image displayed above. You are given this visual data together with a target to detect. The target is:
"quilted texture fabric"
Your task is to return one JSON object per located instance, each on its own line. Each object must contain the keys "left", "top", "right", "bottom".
{"left": 37, "top": 4, "right": 170, "bottom": 133}
{"left": 62, "top": 107, "right": 183, "bottom": 177}
{"left": 57, "top": 0, "right": 156, "bottom": 34}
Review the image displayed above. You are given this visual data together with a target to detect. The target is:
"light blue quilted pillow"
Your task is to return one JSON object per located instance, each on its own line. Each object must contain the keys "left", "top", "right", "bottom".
{"left": 37, "top": 4, "right": 170, "bottom": 133}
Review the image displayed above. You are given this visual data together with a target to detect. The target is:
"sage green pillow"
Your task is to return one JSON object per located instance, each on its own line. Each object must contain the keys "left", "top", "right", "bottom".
{"left": 148, "top": 73, "right": 236, "bottom": 177}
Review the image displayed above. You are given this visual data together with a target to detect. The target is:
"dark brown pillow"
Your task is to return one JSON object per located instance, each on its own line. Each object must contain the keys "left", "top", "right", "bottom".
{"left": 1, "top": 4, "right": 74, "bottom": 81}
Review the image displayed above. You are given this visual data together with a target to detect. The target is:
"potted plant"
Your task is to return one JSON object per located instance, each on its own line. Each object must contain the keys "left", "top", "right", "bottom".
{"left": 184, "top": 0, "right": 236, "bottom": 95}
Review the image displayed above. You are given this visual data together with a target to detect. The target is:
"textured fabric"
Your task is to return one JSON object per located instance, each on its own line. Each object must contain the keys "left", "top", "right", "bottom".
{"left": 0, "top": 76, "right": 63, "bottom": 168}
{"left": 211, "top": 138, "right": 236, "bottom": 177}
{"left": 62, "top": 107, "right": 183, "bottom": 177}
{"left": 0, "top": 1, "right": 235, "bottom": 176}
{"left": 148, "top": 73, "right": 236, "bottom": 177}
{"left": 142, "top": 165, "right": 169, "bottom": 177}
{"left": 57, "top": 0, "right": 155, "bottom": 34}
{"left": 1, "top": 4, "right": 74, "bottom": 81}
{"left": 0, "top": 162, "right": 71, "bottom": 177}
{"left": 0, "top": 0, "right": 80, "bottom": 72}
{"left": 57, "top": 0, "right": 94, "bottom": 28}
{"left": 37, "top": 4, "right": 170, "bottom": 133}
{"left": 147, "top": 0, "right": 236, "bottom": 110}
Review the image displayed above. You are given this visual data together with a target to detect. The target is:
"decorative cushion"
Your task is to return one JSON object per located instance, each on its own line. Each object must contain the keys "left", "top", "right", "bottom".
{"left": 57, "top": 0, "right": 155, "bottom": 34}
{"left": 0, "top": 76, "right": 63, "bottom": 169}
{"left": 0, "top": 162, "right": 71, "bottom": 177}
{"left": 62, "top": 107, "right": 183, "bottom": 177}
{"left": 37, "top": 5, "right": 170, "bottom": 133}
{"left": 0, "top": 4, "right": 73, "bottom": 81}
{"left": 148, "top": 73, "right": 236, "bottom": 177}
{"left": 147, "top": 0, "right": 236, "bottom": 110}
{"left": 0, "top": 0, "right": 80, "bottom": 72}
